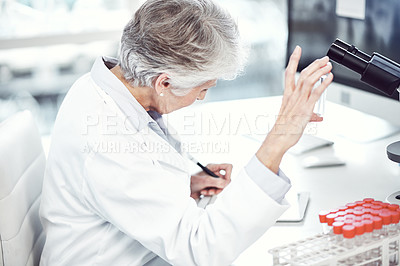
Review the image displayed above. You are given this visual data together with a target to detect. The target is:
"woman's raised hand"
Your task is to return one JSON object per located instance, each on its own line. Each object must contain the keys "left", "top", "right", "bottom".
{"left": 256, "top": 46, "right": 333, "bottom": 173}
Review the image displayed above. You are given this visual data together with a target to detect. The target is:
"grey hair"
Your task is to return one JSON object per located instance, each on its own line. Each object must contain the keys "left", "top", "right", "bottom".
{"left": 118, "top": 0, "right": 248, "bottom": 96}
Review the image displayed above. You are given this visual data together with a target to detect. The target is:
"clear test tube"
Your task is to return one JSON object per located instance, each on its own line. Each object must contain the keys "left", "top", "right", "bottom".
{"left": 354, "top": 222, "right": 366, "bottom": 263}
{"left": 372, "top": 216, "right": 383, "bottom": 240}
{"left": 354, "top": 222, "right": 365, "bottom": 245}
{"left": 389, "top": 211, "right": 400, "bottom": 265}
{"left": 363, "top": 220, "right": 374, "bottom": 261}
{"left": 379, "top": 211, "right": 392, "bottom": 237}
{"left": 363, "top": 219, "right": 374, "bottom": 243}
{"left": 371, "top": 216, "right": 384, "bottom": 263}
{"left": 389, "top": 211, "right": 400, "bottom": 235}
{"left": 313, "top": 75, "right": 327, "bottom": 117}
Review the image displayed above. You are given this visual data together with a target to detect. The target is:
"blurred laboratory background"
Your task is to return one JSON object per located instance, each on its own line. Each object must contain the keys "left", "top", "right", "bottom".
{"left": 0, "top": 0, "right": 288, "bottom": 135}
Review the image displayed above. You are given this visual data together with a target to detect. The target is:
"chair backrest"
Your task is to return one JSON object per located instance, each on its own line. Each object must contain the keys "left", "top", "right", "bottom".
{"left": 0, "top": 111, "right": 46, "bottom": 266}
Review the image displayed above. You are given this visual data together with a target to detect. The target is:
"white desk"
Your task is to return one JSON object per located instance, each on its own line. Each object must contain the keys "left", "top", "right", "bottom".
{"left": 166, "top": 96, "right": 400, "bottom": 266}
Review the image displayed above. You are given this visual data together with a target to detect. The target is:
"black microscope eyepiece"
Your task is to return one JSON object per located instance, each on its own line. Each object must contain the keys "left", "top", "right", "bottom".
{"left": 327, "top": 38, "right": 400, "bottom": 96}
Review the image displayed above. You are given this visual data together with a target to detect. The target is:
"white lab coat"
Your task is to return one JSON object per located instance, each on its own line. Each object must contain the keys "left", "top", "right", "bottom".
{"left": 39, "top": 57, "right": 289, "bottom": 266}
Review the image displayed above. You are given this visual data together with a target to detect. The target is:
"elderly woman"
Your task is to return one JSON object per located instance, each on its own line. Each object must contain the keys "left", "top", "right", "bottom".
{"left": 39, "top": 0, "right": 333, "bottom": 265}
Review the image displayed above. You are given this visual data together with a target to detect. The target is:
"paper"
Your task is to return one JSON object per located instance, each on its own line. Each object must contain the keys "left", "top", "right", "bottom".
{"left": 336, "top": 0, "right": 366, "bottom": 20}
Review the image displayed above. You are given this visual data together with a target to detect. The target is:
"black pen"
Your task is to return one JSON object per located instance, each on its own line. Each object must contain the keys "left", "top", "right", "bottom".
{"left": 184, "top": 153, "right": 219, "bottom": 178}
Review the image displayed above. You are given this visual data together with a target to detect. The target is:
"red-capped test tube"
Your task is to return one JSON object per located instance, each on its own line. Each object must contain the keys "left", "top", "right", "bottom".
{"left": 319, "top": 210, "right": 330, "bottom": 234}
{"left": 342, "top": 225, "right": 356, "bottom": 250}
{"left": 380, "top": 211, "right": 392, "bottom": 237}
{"left": 389, "top": 211, "right": 400, "bottom": 235}
{"left": 332, "top": 221, "right": 344, "bottom": 244}
{"left": 372, "top": 216, "right": 383, "bottom": 240}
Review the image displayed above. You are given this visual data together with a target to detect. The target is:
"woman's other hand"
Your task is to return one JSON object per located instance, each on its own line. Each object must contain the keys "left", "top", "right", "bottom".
{"left": 190, "top": 163, "right": 232, "bottom": 199}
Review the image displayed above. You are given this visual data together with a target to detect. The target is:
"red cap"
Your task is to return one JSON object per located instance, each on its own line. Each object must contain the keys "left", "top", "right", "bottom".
{"left": 371, "top": 205, "right": 383, "bottom": 210}
{"left": 373, "top": 200, "right": 383, "bottom": 205}
{"left": 362, "top": 214, "right": 373, "bottom": 220}
{"left": 363, "top": 208, "right": 372, "bottom": 214}
{"left": 343, "top": 225, "right": 356, "bottom": 238}
{"left": 381, "top": 203, "right": 390, "bottom": 209}
{"left": 333, "top": 222, "right": 344, "bottom": 234}
{"left": 363, "top": 198, "right": 374, "bottom": 203}
{"left": 363, "top": 220, "right": 374, "bottom": 233}
{"left": 336, "top": 211, "right": 346, "bottom": 217}
{"left": 354, "top": 216, "right": 363, "bottom": 223}
{"left": 371, "top": 210, "right": 381, "bottom": 216}
{"left": 355, "top": 201, "right": 364, "bottom": 206}
{"left": 390, "top": 211, "right": 400, "bottom": 224}
{"left": 388, "top": 204, "right": 400, "bottom": 211}
{"left": 344, "top": 219, "right": 354, "bottom": 225}
{"left": 362, "top": 203, "right": 373, "bottom": 208}
{"left": 329, "top": 208, "right": 339, "bottom": 214}
{"left": 353, "top": 210, "right": 364, "bottom": 216}
{"left": 319, "top": 210, "right": 330, "bottom": 223}
{"left": 346, "top": 203, "right": 357, "bottom": 209}
{"left": 379, "top": 212, "right": 392, "bottom": 225}
{"left": 326, "top": 214, "right": 338, "bottom": 226}
{"left": 354, "top": 222, "right": 365, "bottom": 235}
{"left": 354, "top": 206, "right": 364, "bottom": 212}
{"left": 335, "top": 216, "right": 345, "bottom": 222}
{"left": 338, "top": 206, "right": 348, "bottom": 211}
{"left": 372, "top": 216, "right": 383, "bottom": 229}
{"left": 344, "top": 214, "right": 356, "bottom": 221}
{"left": 345, "top": 209, "right": 355, "bottom": 214}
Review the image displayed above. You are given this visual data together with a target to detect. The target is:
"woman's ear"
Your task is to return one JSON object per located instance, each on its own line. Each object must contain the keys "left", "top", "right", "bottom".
{"left": 154, "top": 73, "right": 171, "bottom": 96}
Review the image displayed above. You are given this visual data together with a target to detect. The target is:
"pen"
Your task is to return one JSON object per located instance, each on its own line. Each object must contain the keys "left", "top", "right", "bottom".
{"left": 184, "top": 153, "right": 219, "bottom": 178}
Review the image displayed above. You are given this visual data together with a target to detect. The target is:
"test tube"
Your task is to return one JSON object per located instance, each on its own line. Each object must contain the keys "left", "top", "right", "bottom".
{"left": 332, "top": 221, "right": 344, "bottom": 245}
{"left": 313, "top": 75, "right": 327, "bottom": 117}
{"left": 319, "top": 210, "right": 330, "bottom": 234}
{"left": 326, "top": 213, "right": 338, "bottom": 234}
{"left": 342, "top": 225, "right": 356, "bottom": 265}
{"left": 354, "top": 222, "right": 365, "bottom": 263}
{"left": 379, "top": 211, "right": 392, "bottom": 237}
{"left": 363, "top": 220, "right": 374, "bottom": 261}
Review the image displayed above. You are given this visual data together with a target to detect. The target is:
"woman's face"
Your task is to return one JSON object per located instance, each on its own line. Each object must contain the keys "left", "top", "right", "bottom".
{"left": 158, "top": 79, "right": 217, "bottom": 114}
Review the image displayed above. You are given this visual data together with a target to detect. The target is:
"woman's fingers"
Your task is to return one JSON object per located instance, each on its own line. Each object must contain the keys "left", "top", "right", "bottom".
{"left": 295, "top": 57, "right": 330, "bottom": 96}
{"left": 206, "top": 163, "right": 232, "bottom": 182}
{"left": 284, "top": 46, "right": 302, "bottom": 95}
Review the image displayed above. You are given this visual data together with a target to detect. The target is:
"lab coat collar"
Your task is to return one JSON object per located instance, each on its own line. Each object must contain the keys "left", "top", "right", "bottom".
{"left": 90, "top": 56, "right": 182, "bottom": 155}
{"left": 90, "top": 56, "right": 153, "bottom": 131}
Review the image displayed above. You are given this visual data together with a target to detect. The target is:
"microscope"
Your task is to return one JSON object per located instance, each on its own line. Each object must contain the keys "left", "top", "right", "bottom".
{"left": 327, "top": 39, "right": 400, "bottom": 203}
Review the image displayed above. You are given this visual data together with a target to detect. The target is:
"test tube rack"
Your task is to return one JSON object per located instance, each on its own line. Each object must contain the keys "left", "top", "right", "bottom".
{"left": 269, "top": 231, "right": 400, "bottom": 265}
{"left": 269, "top": 198, "right": 400, "bottom": 265}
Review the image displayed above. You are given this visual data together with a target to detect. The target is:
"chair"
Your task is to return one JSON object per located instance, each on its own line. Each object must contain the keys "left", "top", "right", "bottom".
{"left": 0, "top": 111, "right": 46, "bottom": 266}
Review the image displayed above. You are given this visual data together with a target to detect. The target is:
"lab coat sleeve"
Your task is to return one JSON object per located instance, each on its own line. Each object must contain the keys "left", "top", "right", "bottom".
{"left": 81, "top": 133, "right": 289, "bottom": 266}
{"left": 245, "top": 155, "right": 292, "bottom": 203}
